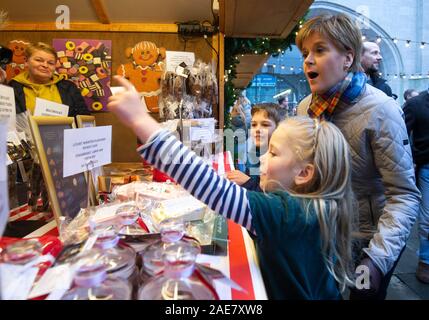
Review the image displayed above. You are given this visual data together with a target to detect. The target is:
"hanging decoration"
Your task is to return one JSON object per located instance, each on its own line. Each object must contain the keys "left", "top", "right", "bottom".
{"left": 5, "top": 40, "right": 29, "bottom": 82}
{"left": 116, "top": 41, "right": 166, "bottom": 113}
{"left": 159, "top": 60, "right": 218, "bottom": 121}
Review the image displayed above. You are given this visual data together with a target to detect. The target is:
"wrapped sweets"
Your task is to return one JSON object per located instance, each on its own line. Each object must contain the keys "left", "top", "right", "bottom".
{"left": 151, "top": 196, "right": 207, "bottom": 225}
{"left": 113, "top": 181, "right": 188, "bottom": 202}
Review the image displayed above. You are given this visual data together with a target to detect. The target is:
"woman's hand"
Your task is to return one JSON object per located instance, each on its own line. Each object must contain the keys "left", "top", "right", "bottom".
{"left": 107, "top": 76, "right": 161, "bottom": 143}
{"left": 226, "top": 170, "right": 251, "bottom": 185}
{"left": 350, "top": 256, "right": 383, "bottom": 300}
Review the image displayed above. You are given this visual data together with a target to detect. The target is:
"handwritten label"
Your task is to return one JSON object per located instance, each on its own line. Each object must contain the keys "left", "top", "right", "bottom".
{"left": 34, "top": 98, "right": 69, "bottom": 117}
{"left": 0, "top": 85, "right": 16, "bottom": 131}
{"left": 165, "top": 51, "right": 195, "bottom": 73}
{"left": 63, "top": 126, "right": 112, "bottom": 177}
{"left": 183, "top": 118, "right": 216, "bottom": 143}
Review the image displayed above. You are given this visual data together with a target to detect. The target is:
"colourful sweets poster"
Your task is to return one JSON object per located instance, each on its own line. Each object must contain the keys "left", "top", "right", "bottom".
{"left": 53, "top": 39, "right": 112, "bottom": 112}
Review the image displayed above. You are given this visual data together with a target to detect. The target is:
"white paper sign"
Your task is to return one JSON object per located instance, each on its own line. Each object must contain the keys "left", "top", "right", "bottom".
{"left": 28, "top": 264, "right": 73, "bottom": 299}
{"left": 0, "top": 84, "right": 16, "bottom": 131}
{"left": 34, "top": 98, "right": 69, "bottom": 117}
{"left": 165, "top": 51, "right": 195, "bottom": 72}
{"left": 184, "top": 118, "right": 216, "bottom": 143}
{"left": 0, "top": 121, "right": 9, "bottom": 236}
{"left": 7, "top": 130, "right": 21, "bottom": 145}
{"left": 63, "top": 126, "right": 112, "bottom": 178}
{"left": 0, "top": 263, "right": 39, "bottom": 300}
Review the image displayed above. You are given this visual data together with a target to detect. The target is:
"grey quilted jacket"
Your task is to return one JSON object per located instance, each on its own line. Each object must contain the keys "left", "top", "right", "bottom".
{"left": 298, "top": 84, "right": 420, "bottom": 275}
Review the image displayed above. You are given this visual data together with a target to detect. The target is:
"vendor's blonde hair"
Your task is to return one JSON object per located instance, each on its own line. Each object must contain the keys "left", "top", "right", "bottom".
{"left": 269, "top": 117, "right": 355, "bottom": 292}
{"left": 296, "top": 13, "right": 363, "bottom": 73}
{"left": 25, "top": 42, "right": 57, "bottom": 60}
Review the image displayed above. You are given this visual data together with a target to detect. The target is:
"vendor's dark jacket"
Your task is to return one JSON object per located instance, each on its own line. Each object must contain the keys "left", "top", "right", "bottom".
{"left": 9, "top": 78, "right": 90, "bottom": 117}
{"left": 404, "top": 90, "right": 429, "bottom": 166}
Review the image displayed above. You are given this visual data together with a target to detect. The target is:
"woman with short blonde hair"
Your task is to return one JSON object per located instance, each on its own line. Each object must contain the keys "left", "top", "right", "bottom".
{"left": 296, "top": 13, "right": 420, "bottom": 300}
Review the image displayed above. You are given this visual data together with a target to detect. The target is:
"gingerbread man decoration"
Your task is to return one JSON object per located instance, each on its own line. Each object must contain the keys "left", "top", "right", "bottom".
{"left": 117, "top": 41, "right": 166, "bottom": 113}
{"left": 6, "top": 40, "right": 29, "bottom": 81}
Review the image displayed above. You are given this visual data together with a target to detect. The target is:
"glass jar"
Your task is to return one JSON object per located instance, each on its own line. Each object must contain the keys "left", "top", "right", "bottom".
{"left": 138, "top": 242, "right": 215, "bottom": 300}
{"left": 115, "top": 204, "right": 147, "bottom": 237}
{"left": 61, "top": 249, "right": 131, "bottom": 300}
{"left": 93, "top": 228, "right": 139, "bottom": 296}
{"left": 1, "top": 239, "right": 42, "bottom": 265}
{"left": 139, "top": 217, "right": 200, "bottom": 284}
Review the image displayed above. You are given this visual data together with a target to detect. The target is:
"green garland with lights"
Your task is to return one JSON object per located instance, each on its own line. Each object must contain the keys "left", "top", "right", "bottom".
{"left": 224, "top": 18, "right": 305, "bottom": 129}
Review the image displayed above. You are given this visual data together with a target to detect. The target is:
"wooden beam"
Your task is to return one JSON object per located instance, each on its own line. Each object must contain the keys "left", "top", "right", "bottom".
{"left": 219, "top": 0, "right": 226, "bottom": 34}
{"left": 90, "top": 0, "right": 111, "bottom": 24}
{"left": 221, "top": 0, "right": 236, "bottom": 36}
{"left": 2, "top": 22, "right": 178, "bottom": 33}
{"left": 212, "top": 33, "right": 219, "bottom": 123}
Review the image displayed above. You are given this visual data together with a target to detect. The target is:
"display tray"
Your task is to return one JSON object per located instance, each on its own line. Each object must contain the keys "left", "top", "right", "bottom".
{"left": 200, "top": 215, "right": 228, "bottom": 256}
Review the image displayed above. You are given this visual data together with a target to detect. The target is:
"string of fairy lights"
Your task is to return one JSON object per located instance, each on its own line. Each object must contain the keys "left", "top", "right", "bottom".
{"left": 363, "top": 35, "right": 428, "bottom": 49}
{"left": 255, "top": 32, "right": 429, "bottom": 81}
{"left": 224, "top": 20, "right": 429, "bottom": 110}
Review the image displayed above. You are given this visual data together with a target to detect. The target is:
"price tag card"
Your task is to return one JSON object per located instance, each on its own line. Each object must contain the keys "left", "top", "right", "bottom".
{"left": 63, "top": 126, "right": 112, "bottom": 177}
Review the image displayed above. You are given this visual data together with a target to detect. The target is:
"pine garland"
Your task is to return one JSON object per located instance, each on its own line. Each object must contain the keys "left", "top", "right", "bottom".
{"left": 223, "top": 18, "right": 305, "bottom": 129}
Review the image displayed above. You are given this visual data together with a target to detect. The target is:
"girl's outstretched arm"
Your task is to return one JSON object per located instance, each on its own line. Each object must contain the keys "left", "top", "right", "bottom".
{"left": 108, "top": 76, "right": 254, "bottom": 233}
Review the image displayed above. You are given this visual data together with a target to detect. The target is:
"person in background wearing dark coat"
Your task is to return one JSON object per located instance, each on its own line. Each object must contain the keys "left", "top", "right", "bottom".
{"left": 403, "top": 89, "right": 419, "bottom": 102}
{"left": 361, "top": 41, "right": 393, "bottom": 97}
{"left": 8, "top": 42, "right": 90, "bottom": 212}
{"left": 403, "top": 88, "right": 429, "bottom": 284}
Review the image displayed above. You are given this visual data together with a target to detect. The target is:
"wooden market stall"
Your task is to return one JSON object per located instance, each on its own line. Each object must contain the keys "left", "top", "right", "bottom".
{"left": 0, "top": 0, "right": 225, "bottom": 162}
{"left": 0, "top": 0, "right": 313, "bottom": 301}
{"left": 1, "top": 0, "right": 312, "bottom": 158}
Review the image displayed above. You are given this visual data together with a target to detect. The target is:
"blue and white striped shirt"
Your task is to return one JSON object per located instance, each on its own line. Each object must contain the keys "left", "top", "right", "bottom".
{"left": 137, "top": 130, "right": 343, "bottom": 300}
{"left": 137, "top": 130, "right": 254, "bottom": 233}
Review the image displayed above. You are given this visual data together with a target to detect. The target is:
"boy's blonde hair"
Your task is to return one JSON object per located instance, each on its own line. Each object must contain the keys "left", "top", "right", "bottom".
{"left": 274, "top": 117, "right": 355, "bottom": 291}
{"left": 296, "top": 13, "right": 363, "bottom": 73}
{"left": 25, "top": 42, "right": 58, "bottom": 60}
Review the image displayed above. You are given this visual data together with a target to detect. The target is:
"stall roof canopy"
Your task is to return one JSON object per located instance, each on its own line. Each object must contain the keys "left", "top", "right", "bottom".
{"left": 2, "top": 0, "right": 312, "bottom": 37}
{"left": 1, "top": 0, "right": 313, "bottom": 89}
{"left": 221, "top": 0, "right": 313, "bottom": 38}
{"left": 1, "top": 0, "right": 213, "bottom": 24}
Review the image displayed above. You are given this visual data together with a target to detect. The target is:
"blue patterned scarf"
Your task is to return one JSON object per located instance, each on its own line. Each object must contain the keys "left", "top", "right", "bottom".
{"left": 308, "top": 72, "right": 367, "bottom": 118}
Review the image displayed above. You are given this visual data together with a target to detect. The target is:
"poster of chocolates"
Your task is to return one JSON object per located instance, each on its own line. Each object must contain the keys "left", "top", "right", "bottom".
{"left": 38, "top": 124, "right": 88, "bottom": 219}
{"left": 53, "top": 39, "right": 112, "bottom": 112}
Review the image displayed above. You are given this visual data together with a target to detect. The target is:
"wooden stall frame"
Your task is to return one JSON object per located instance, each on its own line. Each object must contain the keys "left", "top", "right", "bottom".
{"left": 76, "top": 115, "right": 96, "bottom": 128}
{"left": 1, "top": 23, "right": 178, "bottom": 33}
{"left": 75, "top": 115, "right": 99, "bottom": 206}
{"left": 28, "top": 116, "right": 78, "bottom": 227}
{"left": 3, "top": 23, "right": 225, "bottom": 160}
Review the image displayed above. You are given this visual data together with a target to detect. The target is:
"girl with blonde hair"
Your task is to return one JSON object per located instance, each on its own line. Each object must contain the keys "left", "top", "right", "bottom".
{"left": 107, "top": 76, "right": 356, "bottom": 299}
